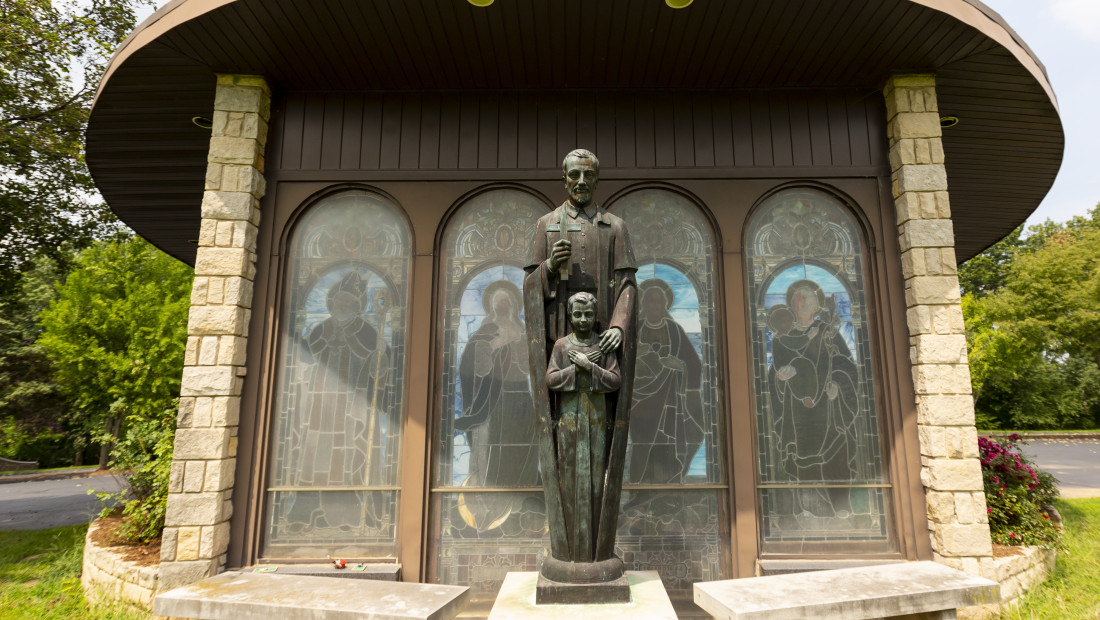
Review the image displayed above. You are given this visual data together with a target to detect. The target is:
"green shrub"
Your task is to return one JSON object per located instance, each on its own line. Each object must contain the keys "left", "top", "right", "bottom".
{"left": 96, "top": 404, "right": 176, "bottom": 544}
{"left": 979, "top": 434, "right": 1062, "bottom": 547}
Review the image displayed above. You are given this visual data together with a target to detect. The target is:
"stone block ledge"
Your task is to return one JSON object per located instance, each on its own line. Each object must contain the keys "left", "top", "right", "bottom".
{"left": 82, "top": 518, "right": 160, "bottom": 610}
{"left": 154, "top": 571, "right": 469, "bottom": 620}
{"left": 958, "top": 546, "right": 1057, "bottom": 619}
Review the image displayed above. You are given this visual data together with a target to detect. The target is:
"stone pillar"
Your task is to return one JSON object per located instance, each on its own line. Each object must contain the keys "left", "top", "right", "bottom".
{"left": 158, "top": 74, "right": 270, "bottom": 592}
{"left": 884, "top": 74, "right": 993, "bottom": 578}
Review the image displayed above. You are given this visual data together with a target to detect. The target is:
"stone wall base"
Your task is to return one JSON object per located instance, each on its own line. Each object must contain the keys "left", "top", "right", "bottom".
{"left": 82, "top": 518, "right": 160, "bottom": 610}
{"left": 959, "top": 545, "right": 1057, "bottom": 619}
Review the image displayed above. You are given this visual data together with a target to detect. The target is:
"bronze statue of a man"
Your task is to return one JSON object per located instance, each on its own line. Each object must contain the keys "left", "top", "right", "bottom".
{"left": 524, "top": 149, "right": 638, "bottom": 598}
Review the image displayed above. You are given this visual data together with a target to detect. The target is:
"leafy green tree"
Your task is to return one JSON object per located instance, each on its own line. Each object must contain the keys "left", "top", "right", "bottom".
{"left": 38, "top": 236, "right": 191, "bottom": 467}
{"left": 0, "top": 255, "right": 72, "bottom": 466}
{"left": 963, "top": 205, "right": 1100, "bottom": 429}
{"left": 0, "top": 0, "right": 150, "bottom": 286}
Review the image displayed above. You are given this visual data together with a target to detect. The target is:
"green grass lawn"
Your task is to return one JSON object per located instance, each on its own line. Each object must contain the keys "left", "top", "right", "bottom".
{"left": 0, "top": 524, "right": 147, "bottom": 620}
{"left": 997, "top": 498, "right": 1100, "bottom": 619}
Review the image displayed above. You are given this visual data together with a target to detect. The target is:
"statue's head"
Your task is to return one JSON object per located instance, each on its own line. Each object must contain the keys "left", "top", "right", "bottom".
{"left": 562, "top": 149, "right": 599, "bottom": 209}
{"left": 567, "top": 291, "right": 597, "bottom": 337}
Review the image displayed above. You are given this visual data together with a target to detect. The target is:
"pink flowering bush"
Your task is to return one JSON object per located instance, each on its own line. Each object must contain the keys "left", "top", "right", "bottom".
{"left": 979, "top": 434, "right": 1062, "bottom": 547}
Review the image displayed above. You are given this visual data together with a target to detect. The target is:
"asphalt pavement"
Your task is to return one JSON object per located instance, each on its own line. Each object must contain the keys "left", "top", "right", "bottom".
{"left": 1016, "top": 438, "right": 1100, "bottom": 499}
{"left": 0, "top": 472, "right": 125, "bottom": 530}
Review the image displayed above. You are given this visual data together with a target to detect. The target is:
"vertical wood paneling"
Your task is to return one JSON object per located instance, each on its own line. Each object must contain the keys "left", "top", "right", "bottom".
{"left": 400, "top": 94, "right": 422, "bottom": 170}
{"left": 419, "top": 93, "right": 441, "bottom": 169}
{"left": 320, "top": 94, "right": 343, "bottom": 170}
{"left": 437, "top": 93, "right": 460, "bottom": 169}
{"left": 498, "top": 93, "right": 518, "bottom": 169}
{"left": 847, "top": 93, "right": 872, "bottom": 167}
{"left": 749, "top": 92, "right": 772, "bottom": 166}
{"left": 615, "top": 96, "right": 635, "bottom": 168}
{"left": 280, "top": 93, "right": 305, "bottom": 170}
{"left": 693, "top": 93, "right": 715, "bottom": 168}
{"left": 575, "top": 96, "right": 597, "bottom": 157}
{"left": 731, "top": 97, "right": 754, "bottom": 167}
{"left": 788, "top": 94, "right": 813, "bottom": 167}
{"left": 712, "top": 96, "right": 734, "bottom": 168}
{"left": 458, "top": 94, "right": 479, "bottom": 169}
{"left": 300, "top": 93, "right": 325, "bottom": 169}
{"left": 654, "top": 93, "right": 677, "bottom": 168}
{"left": 595, "top": 96, "right": 617, "bottom": 168}
{"left": 827, "top": 91, "right": 852, "bottom": 167}
{"left": 808, "top": 96, "right": 832, "bottom": 166}
{"left": 477, "top": 94, "right": 498, "bottom": 169}
{"left": 536, "top": 97, "right": 557, "bottom": 169}
{"left": 516, "top": 93, "right": 538, "bottom": 169}
{"left": 379, "top": 93, "right": 402, "bottom": 169}
{"left": 634, "top": 97, "right": 655, "bottom": 168}
{"left": 274, "top": 88, "right": 887, "bottom": 172}
{"left": 769, "top": 93, "right": 793, "bottom": 167}
{"left": 339, "top": 95, "right": 362, "bottom": 169}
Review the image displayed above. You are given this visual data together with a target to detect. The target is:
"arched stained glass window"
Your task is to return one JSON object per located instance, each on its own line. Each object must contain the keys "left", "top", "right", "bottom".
{"left": 432, "top": 188, "right": 548, "bottom": 604}
{"left": 263, "top": 189, "right": 411, "bottom": 559}
{"left": 745, "top": 187, "right": 895, "bottom": 554}
{"left": 611, "top": 188, "right": 728, "bottom": 604}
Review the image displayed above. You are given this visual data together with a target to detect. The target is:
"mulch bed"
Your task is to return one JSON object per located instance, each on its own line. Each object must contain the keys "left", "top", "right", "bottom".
{"left": 89, "top": 514, "right": 161, "bottom": 568}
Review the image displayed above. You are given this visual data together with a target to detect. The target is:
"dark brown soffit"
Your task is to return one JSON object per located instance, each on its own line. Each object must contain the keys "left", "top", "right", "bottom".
{"left": 87, "top": 0, "right": 1063, "bottom": 265}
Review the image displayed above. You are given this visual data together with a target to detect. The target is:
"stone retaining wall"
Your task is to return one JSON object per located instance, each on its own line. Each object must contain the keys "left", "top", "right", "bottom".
{"left": 82, "top": 518, "right": 160, "bottom": 610}
{"left": 960, "top": 546, "right": 1057, "bottom": 619}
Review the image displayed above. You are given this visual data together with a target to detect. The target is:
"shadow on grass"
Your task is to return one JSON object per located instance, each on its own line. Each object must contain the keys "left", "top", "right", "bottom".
{"left": 0, "top": 524, "right": 148, "bottom": 620}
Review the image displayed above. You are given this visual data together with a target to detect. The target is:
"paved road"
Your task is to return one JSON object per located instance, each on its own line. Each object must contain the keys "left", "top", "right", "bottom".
{"left": 0, "top": 473, "right": 125, "bottom": 530}
{"left": 1019, "top": 438, "right": 1100, "bottom": 499}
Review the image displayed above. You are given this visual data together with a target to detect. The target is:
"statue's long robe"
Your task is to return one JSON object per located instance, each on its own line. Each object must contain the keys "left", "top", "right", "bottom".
{"left": 524, "top": 201, "right": 637, "bottom": 562}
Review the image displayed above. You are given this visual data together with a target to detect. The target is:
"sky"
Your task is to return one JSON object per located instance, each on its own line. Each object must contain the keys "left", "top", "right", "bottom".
{"left": 980, "top": 0, "right": 1100, "bottom": 226}
{"left": 134, "top": 1, "right": 1096, "bottom": 227}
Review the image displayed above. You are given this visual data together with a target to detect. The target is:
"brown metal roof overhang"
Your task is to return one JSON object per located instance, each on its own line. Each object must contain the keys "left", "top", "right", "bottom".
{"left": 87, "top": 0, "right": 1063, "bottom": 265}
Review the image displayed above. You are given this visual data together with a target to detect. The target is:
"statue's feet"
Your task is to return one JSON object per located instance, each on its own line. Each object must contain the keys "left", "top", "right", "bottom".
{"left": 539, "top": 554, "right": 625, "bottom": 584}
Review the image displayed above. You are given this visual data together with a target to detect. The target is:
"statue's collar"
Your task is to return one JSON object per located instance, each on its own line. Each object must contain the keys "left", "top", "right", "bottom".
{"left": 564, "top": 201, "right": 607, "bottom": 224}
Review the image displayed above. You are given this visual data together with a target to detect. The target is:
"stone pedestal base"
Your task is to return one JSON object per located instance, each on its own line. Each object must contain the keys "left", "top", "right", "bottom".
{"left": 489, "top": 571, "right": 676, "bottom": 619}
{"left": 536, "top": 573, "right": 630, "bottom": 604}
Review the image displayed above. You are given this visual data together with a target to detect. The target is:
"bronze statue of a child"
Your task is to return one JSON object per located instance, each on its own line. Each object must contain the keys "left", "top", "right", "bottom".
{"left": 545, "top": 291, "right": 622, "bottom": 563}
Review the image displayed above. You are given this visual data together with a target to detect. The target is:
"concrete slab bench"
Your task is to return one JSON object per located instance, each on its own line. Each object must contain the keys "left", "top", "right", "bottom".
{"left": 694, "top": 561, "right": 998, "bottom": 619}
{"left": 154, "top": 571, "right": 469, "bottom": 620}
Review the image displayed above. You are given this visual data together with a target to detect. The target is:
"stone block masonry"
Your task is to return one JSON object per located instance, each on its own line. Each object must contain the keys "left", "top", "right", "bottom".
{"left": 158, "top": 74, "right": 270, "bottom": 594}
{"left": 884, "top": 74, "right": 994, "bottom": 578}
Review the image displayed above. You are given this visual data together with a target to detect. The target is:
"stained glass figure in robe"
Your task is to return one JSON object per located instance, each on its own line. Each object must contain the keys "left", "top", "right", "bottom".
{"left": 746, "top": 188, "right": 894, "bottom": 552}
{"left": 453, "top": 277, "right": 540, "bottom": 532}
{"left": 630, "top": 276, "right": 705, "bottom": 485}
{"left": 264, "top": 190, "right": 410, "bottom": 559}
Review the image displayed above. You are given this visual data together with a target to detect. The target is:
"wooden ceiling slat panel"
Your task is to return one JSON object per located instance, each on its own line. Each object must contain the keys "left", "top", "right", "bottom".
{"left": 677, "top": 1, "right": 724, "bottom": 88}
{"left": 721, "top": 0, "right": 775, "bottom": 86}
{"left": 87, "top": 0, "right": 1063, "bottom": 264}
{"left": 759, "top": 0, "right": 826, "bottom": 88}
{"left": 803, "top": 3, "right": 873, "bottom": 85}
